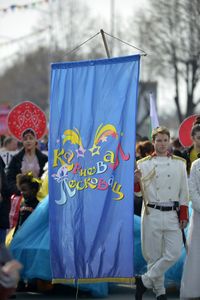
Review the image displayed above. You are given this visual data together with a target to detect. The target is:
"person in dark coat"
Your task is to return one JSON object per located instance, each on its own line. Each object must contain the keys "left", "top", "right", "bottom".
{"left": 6, "top": 129, "right": 48, "bottom": 197}
{"left": 0, "top": 157, "right": 11, "bottom": 244}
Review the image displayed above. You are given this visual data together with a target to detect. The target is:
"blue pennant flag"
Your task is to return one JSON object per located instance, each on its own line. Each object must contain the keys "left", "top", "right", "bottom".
{"left": 49, "top": 55, "right": 140, "bottom": 283}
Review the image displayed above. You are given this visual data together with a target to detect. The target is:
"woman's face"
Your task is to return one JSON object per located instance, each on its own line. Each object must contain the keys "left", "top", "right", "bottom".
{"left": 22, "top": 133, "right": 37, "bottom": 151}
{"left": 192, "top": 131, "right": 200, "bottom": 148}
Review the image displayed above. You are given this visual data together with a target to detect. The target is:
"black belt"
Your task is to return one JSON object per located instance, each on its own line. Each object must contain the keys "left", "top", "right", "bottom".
{"left": 147, "top": 204, "right": 176, "bottom": 211}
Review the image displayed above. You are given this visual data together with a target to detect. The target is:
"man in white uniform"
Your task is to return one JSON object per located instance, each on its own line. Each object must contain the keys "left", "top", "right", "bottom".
{"left": 134, "top": 126, "right": 189, "bottom": 300}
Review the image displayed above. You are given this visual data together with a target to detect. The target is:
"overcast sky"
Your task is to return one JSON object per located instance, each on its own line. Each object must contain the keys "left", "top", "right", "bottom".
{"left": 0, "top": 0, "right": 177, "bottom": 114}
{"left": 0, "top": 0, "right": 147, "bottom": 38}
{"left": 0, "top": 0, "right": 148, "bottom": 72}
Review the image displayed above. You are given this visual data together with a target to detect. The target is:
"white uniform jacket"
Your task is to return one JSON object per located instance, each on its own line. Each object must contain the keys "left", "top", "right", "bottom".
{"left": 137, "top": 155, "right": 189, "bottom": 206}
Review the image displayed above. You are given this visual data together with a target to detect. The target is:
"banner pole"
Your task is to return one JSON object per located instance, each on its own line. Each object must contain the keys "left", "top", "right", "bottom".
{"left": 100, "top": 29, "right": 111, "bottom": 58}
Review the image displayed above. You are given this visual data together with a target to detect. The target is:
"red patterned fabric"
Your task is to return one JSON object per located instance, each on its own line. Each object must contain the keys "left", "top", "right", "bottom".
{"left": 7, "top": 101, "right": 47, "bottom": 141}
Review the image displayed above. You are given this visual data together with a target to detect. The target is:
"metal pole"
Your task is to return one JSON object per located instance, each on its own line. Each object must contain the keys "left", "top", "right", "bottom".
{"left": 100, "top": 29, "right": 111, "bottom": 58}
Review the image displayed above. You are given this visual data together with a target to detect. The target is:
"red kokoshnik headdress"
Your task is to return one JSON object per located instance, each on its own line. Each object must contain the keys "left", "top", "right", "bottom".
{"left": 7, "top": 101, "right": 47, "bottom": 141}
{"left": 179, "top": 114, "right": 198, "bottom": 148}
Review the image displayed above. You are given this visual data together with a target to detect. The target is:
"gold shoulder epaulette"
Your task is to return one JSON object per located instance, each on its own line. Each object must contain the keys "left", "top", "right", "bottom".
{"left": 137, "top": 155, "right": 152, "bottom": 164}
{"left": 172, "top": 155, "right": 186, "bottom": 163}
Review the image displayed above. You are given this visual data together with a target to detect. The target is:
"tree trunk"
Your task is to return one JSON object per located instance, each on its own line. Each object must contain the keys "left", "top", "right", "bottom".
{"left": 173, "top": 50, "right": 183, "bottom": 122}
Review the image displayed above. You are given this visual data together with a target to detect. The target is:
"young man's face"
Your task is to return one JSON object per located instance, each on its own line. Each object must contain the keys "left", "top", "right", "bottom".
{"left": 7, "top": 139, "right": 18, "bottom": 151}
{"left": 153, "top": 133, "right": 170, "bottom": 156}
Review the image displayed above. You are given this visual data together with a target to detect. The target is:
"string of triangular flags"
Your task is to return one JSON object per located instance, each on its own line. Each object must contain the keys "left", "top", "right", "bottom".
{"left": 0, "top": 0, "right": 55, "bottom": 14}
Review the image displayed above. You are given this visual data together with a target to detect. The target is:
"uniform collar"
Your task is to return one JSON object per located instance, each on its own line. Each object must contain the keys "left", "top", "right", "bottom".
{"left": 151, "top": 151, "right": 172, "bottom": 158}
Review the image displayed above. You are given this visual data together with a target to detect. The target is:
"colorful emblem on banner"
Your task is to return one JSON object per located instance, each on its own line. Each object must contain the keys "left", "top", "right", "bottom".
{"left": 52, "top": 123, "right": 130, "bottom": 204}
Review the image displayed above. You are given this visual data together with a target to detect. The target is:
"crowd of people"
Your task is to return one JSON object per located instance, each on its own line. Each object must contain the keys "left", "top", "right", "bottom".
{"left": 0, "top": 130, "right": 48, "bottom": 298}
{"left": 0, "top": 114, "right": 200, "bottom": 300}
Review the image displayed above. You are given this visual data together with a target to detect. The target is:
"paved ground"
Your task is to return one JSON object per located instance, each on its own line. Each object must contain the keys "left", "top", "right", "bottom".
{"left": 12, "top": 284, "right": 180, "bottom": 300}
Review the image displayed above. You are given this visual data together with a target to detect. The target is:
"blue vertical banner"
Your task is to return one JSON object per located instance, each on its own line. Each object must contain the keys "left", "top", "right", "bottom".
{"left": 49, "top": 55, "right": 140, "bottom": 283}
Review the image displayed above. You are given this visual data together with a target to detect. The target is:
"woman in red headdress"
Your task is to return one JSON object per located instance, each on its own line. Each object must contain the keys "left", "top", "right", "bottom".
{"left": 6, "top": 102, "right": 48, "bottom": 293}
{"left": 6, "top": 102, "right": 48, "bottom": 197}
{"left": 181, "top": 116, "right": 200, "bottom": 173}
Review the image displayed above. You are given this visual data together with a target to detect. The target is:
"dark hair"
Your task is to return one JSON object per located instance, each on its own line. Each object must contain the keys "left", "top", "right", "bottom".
{"left": 136, "top": 140, "right": 154, "bottom": 158}
{"left": 22, "top": 129, "right": 36, "bottom": 138}
{"left": 0, "top": 135, "right": 6, "bottom": 147}
{"left": 16, "top": 173, "right": 40, "bottom": 193}
{"left": 172, "top": 137, "right": 182, "bottom": 149}
{"left": 191, "top": 116, "right": 200, "bottom": 137}
{"left": 151, "top": 126, "right": 170, "bottom": 141}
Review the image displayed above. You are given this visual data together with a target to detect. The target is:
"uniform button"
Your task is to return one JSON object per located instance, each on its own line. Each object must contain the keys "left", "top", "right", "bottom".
{"left": 167, "top": 174, "right": 170, "bottom": 177}
{"left": 156, "top": 187, "right": 159, "bottom": 190}
{"left": 167, "top": 163, "right": 170, "bottom": 166}
{"left": 169, "top": 198, "right": 172, "bottom": 201}
{"left": 168, "top": 187, "right": 171, "bottom": 190}
{"left": 156, "top": 175, "right": 159, "bottom": 178}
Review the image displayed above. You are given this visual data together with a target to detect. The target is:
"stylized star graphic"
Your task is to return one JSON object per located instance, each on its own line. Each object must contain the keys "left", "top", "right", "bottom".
{"left": 89, "top": 145, "right": 100, "bottom": 156}
{"left": 100, "top": 136, "right": 108, "bottom": 142}
{"left": 75, "top": 146, "right": 86, "bottom": 158}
